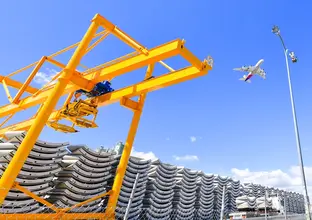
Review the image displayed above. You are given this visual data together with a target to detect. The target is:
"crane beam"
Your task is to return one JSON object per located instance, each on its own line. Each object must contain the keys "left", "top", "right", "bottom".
{"left": 0, "top": 39, "right": 185, "bottom": 118}
{"left": 0, "top": 64, "right": 210, "bottom": 138}
{"left": 0, "top": 76, "right": 38, "bottom": 94}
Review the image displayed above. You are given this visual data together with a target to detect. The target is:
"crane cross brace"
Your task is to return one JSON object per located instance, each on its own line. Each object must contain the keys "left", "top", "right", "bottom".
{"left": 0, "top": 13, "right": 213, "bottom": 219}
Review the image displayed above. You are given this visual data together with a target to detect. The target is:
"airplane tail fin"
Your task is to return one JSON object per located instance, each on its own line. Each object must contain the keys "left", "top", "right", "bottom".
{"left": 239, "top": 75, "right": 251, "bottom": 83}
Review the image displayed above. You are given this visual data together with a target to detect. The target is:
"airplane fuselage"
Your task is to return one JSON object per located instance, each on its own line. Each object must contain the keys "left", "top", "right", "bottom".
{"left": 244, "top": 59, "right": 264, "bottom": 81}
{"left": 252, "top": 59, "right": 264, "bottom": 73}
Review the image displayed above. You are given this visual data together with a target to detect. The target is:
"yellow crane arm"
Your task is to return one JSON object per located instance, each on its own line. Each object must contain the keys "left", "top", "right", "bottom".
{"left": 0, "top": 64, "right": 211, "bottom": 138}
{"left": 0, "top": 39, "right": 201, "bottom": 118}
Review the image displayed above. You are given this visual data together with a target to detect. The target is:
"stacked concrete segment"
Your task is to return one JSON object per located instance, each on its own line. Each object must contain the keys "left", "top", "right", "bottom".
{"left": 239, "top": 184, "right": 249, "bottom": 197}
{"left": 0, "top": 131, "right": 68, "bottom": 213}
{"left": 285, "top": 192, "right": 305, "bottom": 214}
{"left": 294, "top": 192, "right": 302, "bottom": 213}
{"left": 256, "top": 196, "right": 273, "bottom": 209}
{"left": 47, "top": 145, "right": 118, "bottom": 213}
{"left": 297, "top": 194, "right": 305, "bottom": 214}
{"left": 0, "top": 134, "right": 307, "bottom": 217}
{"left": 212, "top": 175, "right": 232, "bottom": 219}
{"left": 142, "top": 160, "right": 177, "bottom": 219}
{"left": 194, "top": 173, "right": 214, "bottom": 219}
{"left": 241, "top": 183, "right": 266, "bottom": 198}
{"left": 236, "top": 195, "right": 257, "bottom": 209}
{"left": 227, "top": 180, "right": 240, "bottom": 213}
{"left": 287, "top": 192, "right": 294, "bottom": 213}
{"left": 268, "top": 187, "right": 305, "bottom": 214}
{"left": 115, "top": 156, "right": 151, "bottom": 219}
{"left": 237, "top": 184, "right": 306, "bottom": 214}
{"left": 172, "top": 167, "right": 198, "bottom": 219}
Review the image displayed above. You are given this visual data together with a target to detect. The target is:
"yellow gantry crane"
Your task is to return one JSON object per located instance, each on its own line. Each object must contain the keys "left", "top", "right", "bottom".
{"left": 0, "top": 14, "right": 213, "bottom": 219}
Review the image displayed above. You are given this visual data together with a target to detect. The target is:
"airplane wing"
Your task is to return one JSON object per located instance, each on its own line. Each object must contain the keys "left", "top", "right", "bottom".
{"left": 256, "top": 68, "right": 266, "bottom": 79}
{"left": 233, "top": 66, "right": 252, "bottom": 72}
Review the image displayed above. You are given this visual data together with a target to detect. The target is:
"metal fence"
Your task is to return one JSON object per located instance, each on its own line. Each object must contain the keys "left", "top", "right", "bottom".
{"left": 0, "top": 201, "right": 308, "bottom": 219}
{"left": 247, "top": 214, "right": 306, "bottom": 220}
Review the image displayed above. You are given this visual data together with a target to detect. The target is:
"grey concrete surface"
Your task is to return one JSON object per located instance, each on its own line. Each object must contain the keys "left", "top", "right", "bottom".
{"left": 0, "top": 131, "right": 306, "bottom": 219}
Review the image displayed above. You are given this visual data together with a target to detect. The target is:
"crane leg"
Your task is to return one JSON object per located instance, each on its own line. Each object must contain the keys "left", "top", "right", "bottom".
{"left": 104, "top": 64, "right": 155, "bottom": 218}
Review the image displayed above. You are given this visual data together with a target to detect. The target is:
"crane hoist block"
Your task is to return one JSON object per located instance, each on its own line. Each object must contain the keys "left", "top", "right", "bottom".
{"left": 46, "top": 99, "right": 99, "bottom": 132}
{"left": 60, "top": 100, "right": 98, "bottom": 126}
{"left": 61, "top": 99, "right": 98, "bottom": 118}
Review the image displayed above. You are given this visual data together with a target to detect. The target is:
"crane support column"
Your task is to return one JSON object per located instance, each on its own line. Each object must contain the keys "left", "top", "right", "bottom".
{"left": 105, "top": 64, "right": 155, "bottom": 217}
{"left": 0, "top": 14, "right": 100, "bottom": 205}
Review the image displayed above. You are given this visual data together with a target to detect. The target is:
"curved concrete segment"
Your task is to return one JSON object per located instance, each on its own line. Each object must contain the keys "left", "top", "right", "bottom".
{"left": 172, "top": 168, "right": 198, "bottom": 219}
{"left": 139, "top": 161, "right": 177, "bottom": 219}
{"left": 0, "top": 134, "right": 306, "bottom": 218}
{"left": 235, "top": 183, "right": 305, "bottom": 214}
{"left": 0, "top": 131, "right": 69, "bottom": 213}
{"left": 46, "top": 145, "right": 118, "bottom": 212}
{"left": 115, "top": 157, "right": 151, "bottom": 219}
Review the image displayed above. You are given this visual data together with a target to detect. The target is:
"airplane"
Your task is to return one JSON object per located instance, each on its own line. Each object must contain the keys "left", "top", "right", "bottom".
{"left": 233, "top": 59, "right": 266, "bottom": 83}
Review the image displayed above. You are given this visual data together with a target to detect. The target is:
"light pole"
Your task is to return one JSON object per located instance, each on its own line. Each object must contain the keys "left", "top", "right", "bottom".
{"left": 272, "top": 25, "right": 311, "bottom": 220}
{"left": 284, "top": 192, "right": 288, "bottom": 219}
{"left": 264, "top": 188, "right": 267, "bottom": 220}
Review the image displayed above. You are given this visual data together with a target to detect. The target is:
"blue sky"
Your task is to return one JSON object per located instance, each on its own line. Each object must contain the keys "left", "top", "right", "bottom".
{"left": 1, "top": 1, "right": 312, "bottom": 190}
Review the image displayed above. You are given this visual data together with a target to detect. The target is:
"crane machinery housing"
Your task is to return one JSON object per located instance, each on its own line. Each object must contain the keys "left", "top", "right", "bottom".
{"left": 0, "top": 13, "right": 213, "bottom": 219}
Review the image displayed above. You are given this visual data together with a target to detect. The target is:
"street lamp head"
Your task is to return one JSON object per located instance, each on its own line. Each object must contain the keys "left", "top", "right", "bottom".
{"left": 272, "top": 25, "right": 280, "bottom": 35}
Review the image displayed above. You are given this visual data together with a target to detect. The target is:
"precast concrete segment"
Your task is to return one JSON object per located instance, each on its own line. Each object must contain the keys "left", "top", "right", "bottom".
{"left": 236, "top": 183, "right": 305, "bottom": 214}
{"left": 141, "top": 161, "right": 177, "bottom": 219}
{"left": 172, "top": 167, "right": 198, "bottom": 220}
{"left": 227, "top": 180, "right": 241, "bottom": 214}
{"left": 212, "top": 175, "right": 231, "bottom": 220}
{"left": 0, "top": 135, "right": 307, "bottom": 217}
{"left": 236, "top": 195, "right": 257, "bottom": 209}
{"left": 47, "top": 145, "right": 119, "bottom": 213}
{"left": 194, "top": 172, "right": 215, "bottom": 220}
{"left": 256, "top": 196, "right": 273, "bottom": 209}
{"left": 115, "top": 157, "right": 151, "bottom": 220}
{"left": 0, "top": 131, "right": 69, "bottom": 214}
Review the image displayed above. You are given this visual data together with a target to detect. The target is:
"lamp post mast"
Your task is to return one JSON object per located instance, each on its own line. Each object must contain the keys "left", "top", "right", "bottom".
{"left": 272, "top": 25, "right": 311, "bottom": 220}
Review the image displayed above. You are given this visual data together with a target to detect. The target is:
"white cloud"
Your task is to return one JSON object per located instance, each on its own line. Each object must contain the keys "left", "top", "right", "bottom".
{"left": 173, "top": 155, "right": 199, "bottom": 161}
{"left": 34, "top": 68, "right": 59, "bottom": 85}
{"left": 131, "top": 149, "right": 158, "bottom": 161}
{"left": 231, "top": 166, "right": 312, "bottom": 197}
{"left": 190, "top": 136, "right": 197, "bottom": 142}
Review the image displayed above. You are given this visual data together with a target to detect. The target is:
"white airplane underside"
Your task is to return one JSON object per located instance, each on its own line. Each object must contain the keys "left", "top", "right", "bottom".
{"left": 233, "top": 59, "right": 266, "bottom": 83}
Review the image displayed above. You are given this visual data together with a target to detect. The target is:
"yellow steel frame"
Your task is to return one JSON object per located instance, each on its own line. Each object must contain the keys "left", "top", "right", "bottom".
{"left": 0, "top": 13, "right": 213, "bottom": 219}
